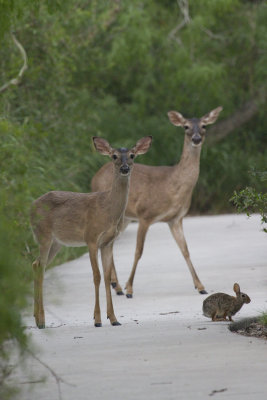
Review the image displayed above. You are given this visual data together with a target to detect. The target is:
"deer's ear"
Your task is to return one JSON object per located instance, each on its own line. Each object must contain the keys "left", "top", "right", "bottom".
{"left": 201, "top": 106, "right": 223, "bottom": 125}
{"left": 233, "top": 283, "right": 240, "bottom": 295}
{"left": 93, "top": 137, "right": 112, "bottom": 155}
{"left": 132, "top": 136, "right": 152, "bottom": 156}
{"left": 167, "top": 111, "right": 187, "bottom": 127}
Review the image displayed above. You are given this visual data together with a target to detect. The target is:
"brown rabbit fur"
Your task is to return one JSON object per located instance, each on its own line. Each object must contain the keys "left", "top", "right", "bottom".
{"left": 202, "top": 283, "right": 251, "bottom": 322}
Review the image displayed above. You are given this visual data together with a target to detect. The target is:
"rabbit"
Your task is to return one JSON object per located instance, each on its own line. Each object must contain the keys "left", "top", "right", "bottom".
{"left": 202, "top": 283, "right": 251, "bottom": 322}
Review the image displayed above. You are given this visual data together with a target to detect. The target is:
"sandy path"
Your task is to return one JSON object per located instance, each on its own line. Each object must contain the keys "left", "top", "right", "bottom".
{"left": 15, "top": 214, "right": 267, "bottom": 400}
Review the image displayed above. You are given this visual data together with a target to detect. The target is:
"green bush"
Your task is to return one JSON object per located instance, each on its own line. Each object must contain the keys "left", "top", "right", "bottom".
{"left": 0, "top": 209, "right": 29, "bottom": 400}
{"left": 231, "top": 169, "right": 267, "bottom": 232}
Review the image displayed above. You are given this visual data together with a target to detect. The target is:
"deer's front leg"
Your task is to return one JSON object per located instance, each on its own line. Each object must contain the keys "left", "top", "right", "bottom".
{"left": 32, "top": 259, "right": 45, "bottom": 329}
{"left": 32, "top": 238, "right": 52, "bottom": 329}
{"left": 168, "top": 218, "right": 207, "bottom": 294}
{"left": 101, "top": 243, "right": 121, "bottom": 326}
{"left": 88, "top": 245, "right": 102, "bottom": 327}
{"left": 110, "top": 218, "right": 131, "bottom": 295}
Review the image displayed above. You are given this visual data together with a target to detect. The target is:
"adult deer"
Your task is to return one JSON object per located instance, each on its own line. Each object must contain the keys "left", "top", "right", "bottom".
{"left": 91, "top": 107, "right": 222, "bottom": 297}
{"left": 31, "top": 136, "right": 152, "bottom": 328}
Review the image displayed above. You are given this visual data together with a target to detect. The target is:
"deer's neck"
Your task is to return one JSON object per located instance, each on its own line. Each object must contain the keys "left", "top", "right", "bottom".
{"left": 107, "top": 171, "right": 130, "bottom": 222}
{"left": 172, "top": 136, "right": 202, "bottom": 186}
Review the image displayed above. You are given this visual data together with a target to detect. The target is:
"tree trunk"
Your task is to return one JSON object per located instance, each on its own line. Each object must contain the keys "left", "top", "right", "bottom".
{"left": 207, "top": 91, "right": 266, "bottom": 144}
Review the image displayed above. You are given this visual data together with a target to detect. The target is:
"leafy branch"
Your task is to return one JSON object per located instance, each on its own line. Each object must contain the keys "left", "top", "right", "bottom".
{"left": 230, "top": 170, "right": 267, "bottom": 232}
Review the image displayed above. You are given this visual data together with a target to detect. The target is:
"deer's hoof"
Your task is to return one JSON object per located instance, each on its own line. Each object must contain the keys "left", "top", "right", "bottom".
{"left": 116, "top": 290, "right": 124, "bottom": 296}
{"left": 35, "top": 317, "right": 45, "bottom": 329}
{"left": 112, "top": 321, "right": 121, "bottom": 326}
{"left": 94, "top": 322, "right": 102, "bottom": 327}
{"left": 199, "top": 289, "right": 208, "bottom": 295}
{"left": 126, "top": 293, "right": 133, "bottom": 299}
{"left": 111, "top": 282, "right": 117, "bottom": 288}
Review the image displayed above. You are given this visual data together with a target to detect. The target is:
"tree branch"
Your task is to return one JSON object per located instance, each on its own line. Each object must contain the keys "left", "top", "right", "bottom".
{"left": 177, "top": 0, "right": 190, "bottom": 24}
{"left": 0, "top": 34, "right": 28, "bottom": 94}
{"left": 200, "top": 26, "right": 225, "bottom": 41}
{"left": 168, "top": 0, "right": 190, "bottom": 44}
{"left": 207, "top": 91, "right": 266, "bottom": 144}
{"left": 169, "top": 2, "right": 224, "bottom": 45}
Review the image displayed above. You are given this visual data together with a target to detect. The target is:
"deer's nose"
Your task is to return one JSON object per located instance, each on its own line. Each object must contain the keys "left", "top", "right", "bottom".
{"left": 192, "top": 135, "right": 202, "bottom": 145}
{"left": 120, "top": 165, "right": 130, "bottom": 175}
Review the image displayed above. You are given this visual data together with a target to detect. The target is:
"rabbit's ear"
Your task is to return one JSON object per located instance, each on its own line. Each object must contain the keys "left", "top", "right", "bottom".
{"left": 233, "top": 283, "right": 240, "bottom": 294}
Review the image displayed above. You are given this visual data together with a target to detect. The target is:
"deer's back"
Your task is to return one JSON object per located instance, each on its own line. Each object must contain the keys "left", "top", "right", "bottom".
{"left": 92, "top": 162, "right": 193, "bottom": 222}
{"left": 31, "top": 191, "right": 95, "bottom": 219}
{"left": 30, "top": 190, "right": 112, "bottom": 247}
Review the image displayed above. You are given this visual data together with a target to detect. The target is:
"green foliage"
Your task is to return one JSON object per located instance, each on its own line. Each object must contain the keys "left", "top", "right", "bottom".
{"left": 193, "top": 131, "right": 267, "bottom": 213}
{"left": 0, "top": 0, "right": 66, "bottom": 40}
{"left": 0, "top": 207, "right": 29, "bottom": 400}
{"left": 230, "top": 170, "right": 267, "bottom": 231}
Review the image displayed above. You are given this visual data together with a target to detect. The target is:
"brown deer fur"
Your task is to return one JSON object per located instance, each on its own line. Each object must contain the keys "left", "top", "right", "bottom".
{"left": 31, "top": 136, "right": 152, "bottom": 328}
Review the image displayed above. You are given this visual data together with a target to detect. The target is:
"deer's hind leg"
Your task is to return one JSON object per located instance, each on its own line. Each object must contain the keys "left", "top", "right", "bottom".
{"left": 47, "top": 240, "right": 62, "bottom": 265}
{"left": 125, "top": 220, "right": 150, "bottom": 298}
{"left": 32, "top": 238, "right": 53, "bottom": 329}
{"left": 110, "top": 219, "right": 130, "bottom": 295}
{"left": 111, "top": 259, "right": 124, "bottom": 295}
{"left": 110, "top": 241, "right": 123, "bottom": 295}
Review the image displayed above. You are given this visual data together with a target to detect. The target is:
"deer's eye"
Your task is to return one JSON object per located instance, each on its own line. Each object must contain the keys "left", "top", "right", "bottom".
{"left": 184, "top": 125, "right": 189, "bottom": 130}
{"left": 202, "top": 125, "right": 206, "bottom": 129}
{"left": 112, "top": 154, "right": 118, "bottom": 160}
{"left": 130, "top": 154, "right": 135, "bottom": 159}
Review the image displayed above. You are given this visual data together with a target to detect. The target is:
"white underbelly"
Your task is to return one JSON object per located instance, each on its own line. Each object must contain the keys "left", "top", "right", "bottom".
{"left": 55, "top": 237, "right": 87, "bottom": 247}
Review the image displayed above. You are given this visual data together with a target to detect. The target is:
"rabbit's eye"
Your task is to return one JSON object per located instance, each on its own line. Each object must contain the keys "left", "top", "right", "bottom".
{"left": 242, "top": 294, "right": 246, "bottom": 298}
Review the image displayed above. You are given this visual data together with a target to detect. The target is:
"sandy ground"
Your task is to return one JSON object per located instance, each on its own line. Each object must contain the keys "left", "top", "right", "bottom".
{"left": 13, "top": 214, "right": 267, "bottom": 400}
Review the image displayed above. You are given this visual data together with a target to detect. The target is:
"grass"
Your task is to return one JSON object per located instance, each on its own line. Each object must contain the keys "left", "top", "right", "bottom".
{"left": 259, "top": 312, "right": 267, "bottom": 327}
